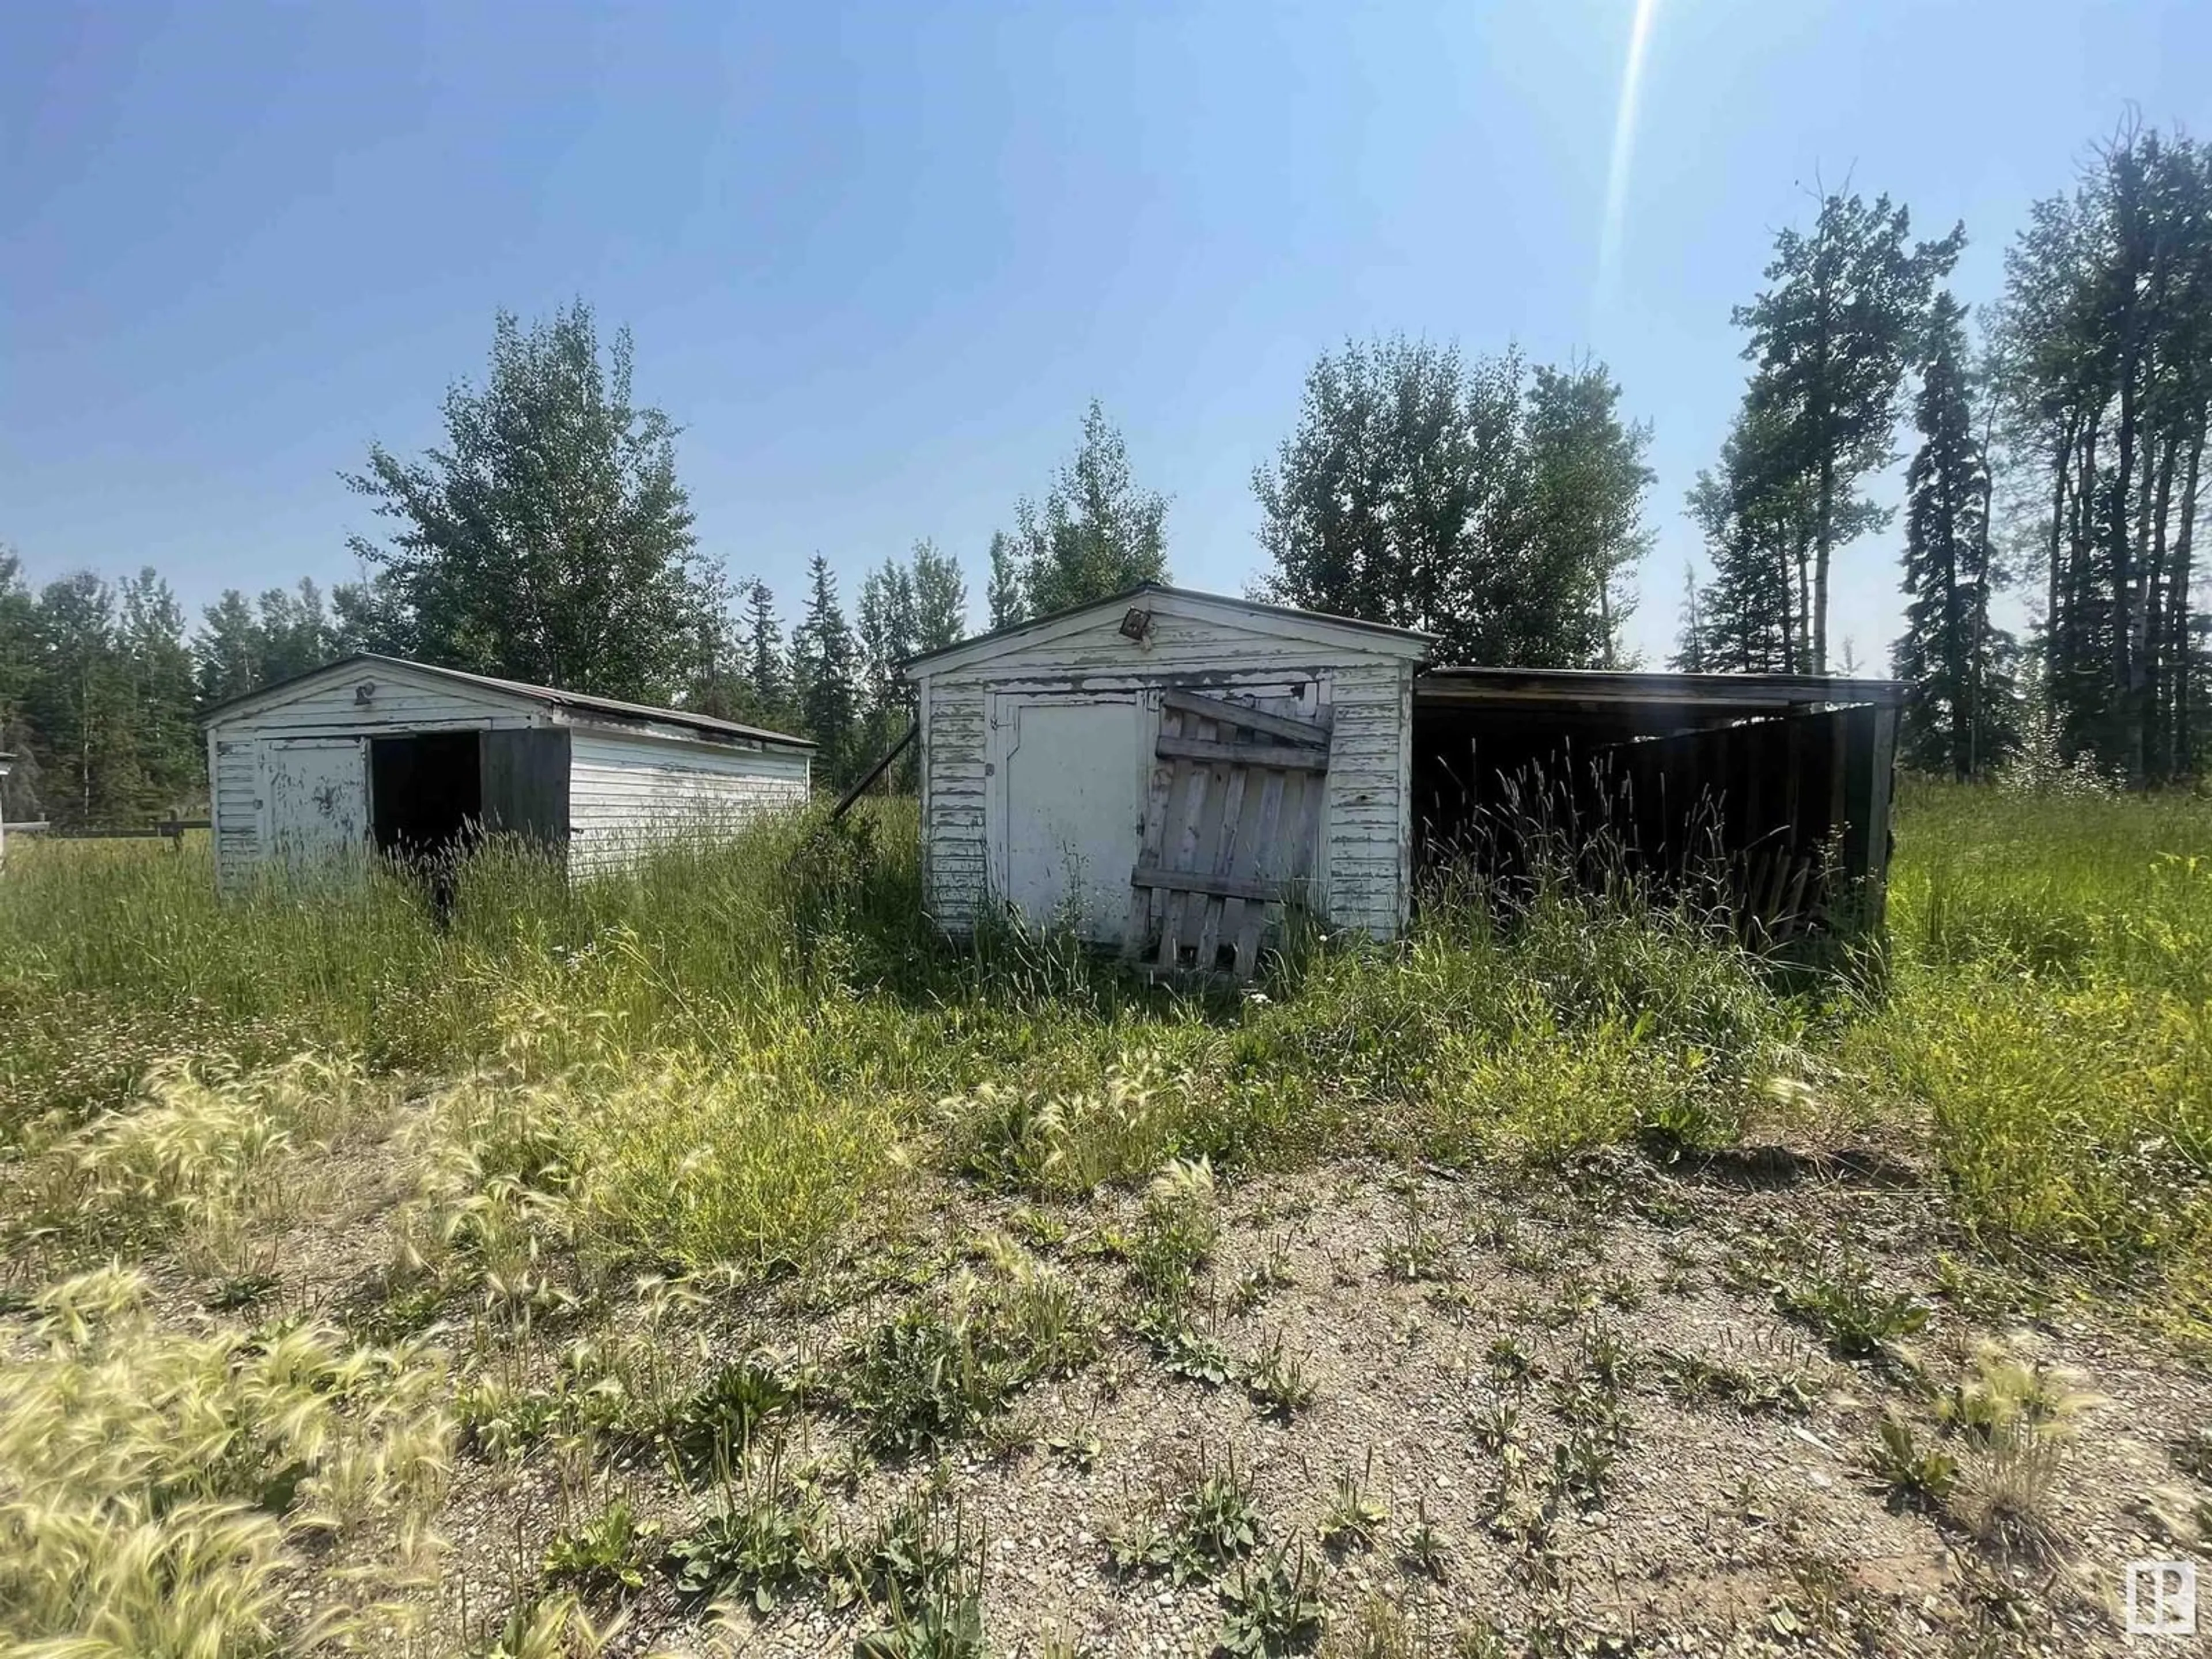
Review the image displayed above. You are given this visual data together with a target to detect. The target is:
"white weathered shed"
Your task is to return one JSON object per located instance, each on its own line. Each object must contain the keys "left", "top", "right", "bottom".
{"left": 901, "top": 584, "right": 1915, "bottom": 971}
{"left": 900, "top": 585, "right": 1433, "bottom": 969}
{"left": 200, "top": 654, "right": 813, "bottom": 892}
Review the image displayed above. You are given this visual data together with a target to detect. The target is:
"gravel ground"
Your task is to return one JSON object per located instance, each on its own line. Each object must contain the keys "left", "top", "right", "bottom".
{"left": 84, "top": 1127, "right": 2212, "bottom": 1658}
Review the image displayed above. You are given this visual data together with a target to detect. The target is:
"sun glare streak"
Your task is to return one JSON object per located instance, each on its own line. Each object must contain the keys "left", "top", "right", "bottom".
{"left": 1595, "top": 0, "right": 1661, "bottom": 327}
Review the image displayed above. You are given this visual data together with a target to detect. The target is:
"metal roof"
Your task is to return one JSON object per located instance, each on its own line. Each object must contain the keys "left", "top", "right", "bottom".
{"left": 198, "top": 653, "right": 816, "bottom": 749}
{"left": 1415, "top": 665, "right": 1907, "bottom": 710}
{"left": 899, "top": 582, "right": 1433, "bottom": 675}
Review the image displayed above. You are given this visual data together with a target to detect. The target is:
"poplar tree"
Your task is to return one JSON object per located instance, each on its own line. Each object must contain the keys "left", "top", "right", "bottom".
{"left": 344, "top": 301, "right": 715, "bottom": 702}
{"left": 909, "top": 540, "right": 968, "bottom": 653}
{"left": 1254, "top": 336, "right": 1651, "bottom": 667}
{"left": 1730, "top": 188, "right": 1963, "bottom": 670}
{"left": 997, "top": 402, "right": 1169, "bottom": 620}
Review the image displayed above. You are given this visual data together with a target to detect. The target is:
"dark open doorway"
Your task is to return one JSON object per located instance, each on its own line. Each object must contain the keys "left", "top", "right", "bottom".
{"left": 1411, "top": 669, "right": 1903, "bottom": 944}
{"left": 370, "top": 731, "right": 482, "bottom": 860}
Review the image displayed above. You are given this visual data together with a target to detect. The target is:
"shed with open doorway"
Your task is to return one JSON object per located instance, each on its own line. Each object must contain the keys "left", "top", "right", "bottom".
{"left": 900, "top": 585, "right": 1906, "bottom": 971}
{"left": 199, "top": 654, "right": 813, "bottom": 893}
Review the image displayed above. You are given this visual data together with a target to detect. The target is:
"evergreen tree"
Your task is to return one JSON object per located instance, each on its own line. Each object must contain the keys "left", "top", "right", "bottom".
{"left": 741, "top": 580, "right": 792, "bottom": 730}
{"left": 1731, "top": 187, "right": 1963, "bottom": 670}
{"left": 1669, "top": 564, "right": 1709, "bottom": 672}
{"left": 1684, "top": 397, "right": 1882, "bottom": 672}
{"left": 1001, "top": 401, "right": 1168, "bottom": 618}
{"left": 791, "top": 556, "right": 861, "bottom": 786}
{"left": 344, "top": 300, "right": 714, "bottom": 702}
{"left": 1893, "top": 293, "right": 2021, "bottom": 777}
{"left": 117, "top": 569, "right": 201, "bottom": 811}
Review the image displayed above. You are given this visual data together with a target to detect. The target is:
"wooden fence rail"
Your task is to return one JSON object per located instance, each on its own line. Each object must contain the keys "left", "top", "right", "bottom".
{"left": 6, "top": 817, "right": 209, "bottom": 845}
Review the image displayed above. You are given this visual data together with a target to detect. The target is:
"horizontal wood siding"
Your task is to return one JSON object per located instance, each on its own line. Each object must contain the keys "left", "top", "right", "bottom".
{"left": 567, "top": 726, "right": 810, "bottom": 875}
{"left": 206, "top": 668, "right": 540, "bottom": 893}
{"left": 210, "top": 736, "right": 260, "bottom": 893}
{"left": 922, "top": 681, "right": 989, "bottom": 929}
{"left": 915, "top": 607, "right": 1419, "bottom": 940}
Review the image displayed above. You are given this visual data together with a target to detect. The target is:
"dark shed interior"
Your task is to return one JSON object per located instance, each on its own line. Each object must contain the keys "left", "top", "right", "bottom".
{"left": 369, "top": 728, "right": 572, "bottom": 862}
{"left": 1411, "top": 669, "right": 1904, "bottom": 940}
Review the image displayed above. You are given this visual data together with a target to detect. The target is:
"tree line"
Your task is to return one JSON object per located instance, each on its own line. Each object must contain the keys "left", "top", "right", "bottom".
{"left": 5, "top": 116, "right": 2203, "bottom": 827}
{"left": 0, "top": 302, "right": 1651, "bottom": 826}
{"left": 1678, "top": 120, "right": 2211, "bottom": 785}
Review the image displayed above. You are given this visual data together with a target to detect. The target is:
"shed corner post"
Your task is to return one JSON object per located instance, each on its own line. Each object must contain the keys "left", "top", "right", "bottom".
{"left": 1837, "top": 702, "right": 1901, "bottom": 937}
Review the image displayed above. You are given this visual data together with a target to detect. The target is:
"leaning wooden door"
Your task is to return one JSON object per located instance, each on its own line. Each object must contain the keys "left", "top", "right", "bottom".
{"left": 1123, "top": 688, "right": 1330, "bottom": 977}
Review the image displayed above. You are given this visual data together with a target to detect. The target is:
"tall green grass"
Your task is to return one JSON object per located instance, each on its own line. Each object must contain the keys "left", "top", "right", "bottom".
{"left": 1868, "top": 779, "right": 2212, "bottom": 1325}
{"left": 4, "top": 783, "right": 2209, "bottom": 1330}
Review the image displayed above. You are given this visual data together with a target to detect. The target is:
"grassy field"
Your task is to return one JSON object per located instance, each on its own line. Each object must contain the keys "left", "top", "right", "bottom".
{"left": 1, "top": 782, "right": 2208, "bottom": 1657}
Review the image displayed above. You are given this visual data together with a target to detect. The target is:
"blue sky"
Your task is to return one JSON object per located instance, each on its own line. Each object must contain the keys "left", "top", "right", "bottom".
{"left": 5, "top": 1, "right": 2207, "bottom": 669}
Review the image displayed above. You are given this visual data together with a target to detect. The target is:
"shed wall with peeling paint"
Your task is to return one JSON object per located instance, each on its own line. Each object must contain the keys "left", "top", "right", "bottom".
{"left": 902, "top": 587, "right": 1430, "bottom": 945}
{"left": 201, "top": 656, "right": 812, "bottom": 893}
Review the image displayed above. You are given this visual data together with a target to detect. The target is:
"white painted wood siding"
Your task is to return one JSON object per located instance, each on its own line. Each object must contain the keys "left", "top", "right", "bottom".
{"left": 207, "top": 666, "right": 540, "bottom": 892}
{"left": 567, "top": 726, "right": 810, "bottom": 875}
{"left": 913, "top": 603, "right": 1419, "bottom": 941}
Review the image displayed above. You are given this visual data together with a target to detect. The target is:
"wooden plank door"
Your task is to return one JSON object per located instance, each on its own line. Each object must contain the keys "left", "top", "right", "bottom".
{"left": 1123, "top": 688, "right": 1330, "bottom": 978}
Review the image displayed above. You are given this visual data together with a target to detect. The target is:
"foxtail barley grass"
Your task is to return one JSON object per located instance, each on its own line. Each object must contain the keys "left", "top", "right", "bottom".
{"left": 1, "top": 783, "right": 2210, "bottom": 1649}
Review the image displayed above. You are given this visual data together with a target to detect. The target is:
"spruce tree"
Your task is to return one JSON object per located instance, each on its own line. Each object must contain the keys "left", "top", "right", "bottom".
{"left": 741, "top": 580, "right": 791, "bottom": 729}
{"left": 1669, "top": 564, "right": 1709, "bottom": 672}
{"left": 790, "top": 556, "right": 860, "bottom": 785}
{"left": 1893, "top": 293, "right": 2021, "bottom": 777}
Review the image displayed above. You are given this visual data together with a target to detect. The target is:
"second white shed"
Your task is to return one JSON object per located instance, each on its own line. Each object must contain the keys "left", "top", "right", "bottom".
{"left": 200, "top": 654, "right": 814, "bottom": 892}
{"left": 900, "top": 585, "right": 1433, "bottom": 972}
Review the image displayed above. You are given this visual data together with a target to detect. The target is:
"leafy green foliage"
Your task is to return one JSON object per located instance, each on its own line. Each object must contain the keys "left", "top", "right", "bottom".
{"left": 1110, "top": 1450, "right": 1265, "bottom": 1586}
{"left": 1255, "top": 337, "right": 1650, "bottom": 669}
{"left": 1215, "top": 1544, "right": 1324, "bottom": 1657}
{"left": 666, "top": 1356, "right": 795, "bottom": 1472}
{"left": 344, "top": 300, "right": 714, "bottom": 704}
{"left": 841, "top": 1303, "right": 1013, "bottom": 1457}
{"left": 662, "top": 1455, "right": 829, "bottom": 1610}
{"left": 1893, "top": 290, "right": 2021, "bottom": 779}
{"left": 1714, "top": 187, "right": 1962, "bottom": 674}
{"left": 1650, "top": 1347, "right": 1815, "bottom": 1417}
{"left": 543, "top": 1498, "right": 659, "bottom": 1596}
{"left": 1317, "top": 1455, "right": 1389, "bottom": 1552}
{"left": 1244, "top": 1331, "right": 1314, "bottom": 1421}
{"left": 991, "top": 400, "right": 1168, "bottom": 624}
{"left": 1863, "top": 1412, "right": 1957, "bottom": 1511}
{"left": 1775, "top": 1254, "right": 1929, "bottom": 1360}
